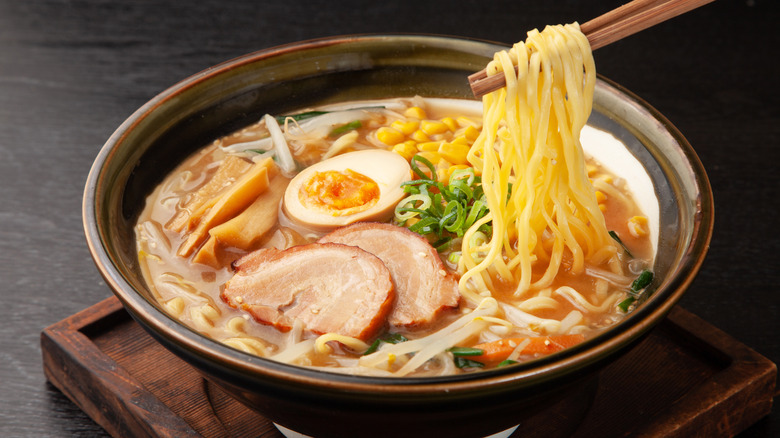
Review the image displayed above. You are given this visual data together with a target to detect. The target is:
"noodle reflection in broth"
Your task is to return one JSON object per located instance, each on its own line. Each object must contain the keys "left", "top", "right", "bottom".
{"left": 135, "top": 23, "right": 655, "bottom": 377}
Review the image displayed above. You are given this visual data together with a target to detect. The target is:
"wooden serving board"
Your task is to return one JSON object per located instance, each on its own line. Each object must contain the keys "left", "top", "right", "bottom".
{"left": 41, "top": 297, "right": 776, "bottom": 438}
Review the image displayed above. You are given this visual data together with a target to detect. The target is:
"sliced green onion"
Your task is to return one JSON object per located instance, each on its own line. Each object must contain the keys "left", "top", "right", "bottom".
{"left": 631, "top": 270, "right": 654, "bottom": 292}
{"left": 395, "top": 207, "right": 428, "bottom": 217}
{"left": 497, "top": 359, "right": 519, "bottom": 368}
{"left": 609, "top": 230, "right": 634, "bottom": 258}
{"left": 364, "top": 340, "right": 381, "bottom": 355}
{"left": 274, "top": 111, "right": 329, "bottom": 125}
{"left": 440, "top": 200, "right": 466, "bottom": 233}
{"left": 383, "top": 333, "right": 408, "bottom": 344}
{"left": 454, "top": 357, "right": 485, "bottom": 369}
{"left": 463, "top": 199, "right": 487, "bottom": 230}
{"left": 619, "top": 270, "right": 654, "bottom": 313}
{"left": 274, "top": 106, "right": 386, "bottom": 125}
{"left": 408, "top": 216, "right": 440, "bottom": 235}
{"left": 449, "top": 167, "right": 476, "bottom": 186}
{"left": 432, "top": 236, "right": 454, "bottom": 252}
{"left": 617, "top": 297, "right": 635, "bottom": 312}
{"left": 395, "top": 156, "right": 490, "bottom": 242}
{"left": 400, "top": 179, "right": 429, "bottom": 190}
{"left": 448, "top": 347, "right": 485, "bottom": 357}
{"left": 469, "top": 231, "right": 489, "bottom": 247}
{"left": 364, "top": 333, "right": 409, "bottom": 355}
{"left": 410, "top": 154, "right": 437, "bottom": 180}
{"left": 394, "top": 194, "right": 432, "bottom": 221}
{"left": 329, "top": 120, "right": 362, "bottom": 137}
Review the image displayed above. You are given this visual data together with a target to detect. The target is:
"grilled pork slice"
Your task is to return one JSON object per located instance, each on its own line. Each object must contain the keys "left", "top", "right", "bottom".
{"left": 221, "top": 243, "right": 395, "bottom": 341}
{"left": 319, "top": 222, "right": 460, "bottom": 328}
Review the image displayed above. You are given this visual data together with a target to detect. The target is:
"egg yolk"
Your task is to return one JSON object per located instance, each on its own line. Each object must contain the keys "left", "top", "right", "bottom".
{"left": 300, "top": 169, "right": 380, "bottom": 215}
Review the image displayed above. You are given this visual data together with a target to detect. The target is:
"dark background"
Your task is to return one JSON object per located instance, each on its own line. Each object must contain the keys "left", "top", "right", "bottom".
{"left": 1, "top": 0, "right": 777, "bottom": 436}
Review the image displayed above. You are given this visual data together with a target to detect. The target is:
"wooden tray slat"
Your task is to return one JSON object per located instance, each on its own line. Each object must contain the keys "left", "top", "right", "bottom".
{"left": 42, "top": 297, "right": 776, "bottom": 438}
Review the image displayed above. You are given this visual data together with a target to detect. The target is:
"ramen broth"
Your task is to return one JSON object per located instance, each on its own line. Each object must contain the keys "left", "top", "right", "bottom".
{"left": 135, "top": 97, "right": 654, "bottom": 376}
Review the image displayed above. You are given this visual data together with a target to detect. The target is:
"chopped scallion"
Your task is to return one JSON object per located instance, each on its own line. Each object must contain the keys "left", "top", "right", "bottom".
{"left": 608, "top": 230, "right": 634, "bottom": 258}
{"left": 432, "top": 236, "right": 453, "bottom": 252}
{"left": 329, "top": 120, "right": 362, "bottom": 137}
{"left": 274, "top": 106, "right": 386, "bottom": 126}
{"left": 274, "top": 111, "right": 329, "bottom": 125}
{"left": 619, "top": 269, "right": 654, "bottom": 313}
{"left": 617, "top": 296, "right": 636, "bottom": 312}
{"left": 394, "top": 156, "right": 491, "bottom": 244}
{"left": 363, "top": 333, "right": 408, "bottom": 355}
{"left": 631, "top": 269, "right": 654, "bottom": 292}
{"left": 447, "top": 347, "right": 485, "bottom": 357}
{"left": 454, "top": 357, "right": 485, "bottom": 369}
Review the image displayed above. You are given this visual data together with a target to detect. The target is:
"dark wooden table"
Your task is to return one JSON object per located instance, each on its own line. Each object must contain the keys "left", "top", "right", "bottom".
{"left": 1, "top": 0, "right": 777, "bottom": 436}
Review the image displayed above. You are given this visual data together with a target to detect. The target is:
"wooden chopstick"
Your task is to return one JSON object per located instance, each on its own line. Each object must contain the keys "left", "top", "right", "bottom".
{"left": 469, "top": 0, "right": 715, "bottom": 98}
{"left": 579, "top": 0, "right": 672, "bottom": 37}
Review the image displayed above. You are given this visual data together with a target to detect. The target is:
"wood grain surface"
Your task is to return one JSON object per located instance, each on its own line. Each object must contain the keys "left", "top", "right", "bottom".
{"left": 1, "top": 0, "right": 778, "bottom": 436}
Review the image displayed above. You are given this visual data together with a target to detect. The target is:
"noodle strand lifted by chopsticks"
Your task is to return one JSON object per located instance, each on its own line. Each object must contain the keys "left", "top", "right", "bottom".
{"left": 459, "top": 23, "right": 617, "bottom": 298}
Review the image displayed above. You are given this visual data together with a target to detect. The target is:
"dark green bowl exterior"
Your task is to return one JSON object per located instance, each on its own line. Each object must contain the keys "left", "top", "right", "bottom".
{"left": 83, "top": 35, "right": 713, "bottom": 438}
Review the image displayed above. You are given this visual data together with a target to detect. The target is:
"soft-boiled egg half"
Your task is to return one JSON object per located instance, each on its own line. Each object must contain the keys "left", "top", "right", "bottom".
{"left": 282, "top": 149, "right": 412, "bottom": 232}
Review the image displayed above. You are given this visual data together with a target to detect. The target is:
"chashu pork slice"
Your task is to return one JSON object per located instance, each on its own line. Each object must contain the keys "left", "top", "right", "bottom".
{"left": 319, "top": 222, "right": 460, "bottom": 328}
{"left": 221, "top": 243, "right": 395, "bottom": 341}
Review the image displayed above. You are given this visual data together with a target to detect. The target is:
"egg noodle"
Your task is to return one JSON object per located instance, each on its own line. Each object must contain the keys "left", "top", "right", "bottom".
{"left": 329, "top": 24, "right": 630, "bottom": 376}
{"left": 459, "top": 23, "right": 620, "bottom": 302}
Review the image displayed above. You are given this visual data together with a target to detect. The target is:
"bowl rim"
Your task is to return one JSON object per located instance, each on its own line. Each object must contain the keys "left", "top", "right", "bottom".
{"left": 83, "top": 33, "right": 714, "bottom": 396}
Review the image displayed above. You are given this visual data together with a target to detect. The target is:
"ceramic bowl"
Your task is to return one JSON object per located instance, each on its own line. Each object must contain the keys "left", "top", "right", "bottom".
{"left": 83, "top": 35, "right": 713, "bottom": 438}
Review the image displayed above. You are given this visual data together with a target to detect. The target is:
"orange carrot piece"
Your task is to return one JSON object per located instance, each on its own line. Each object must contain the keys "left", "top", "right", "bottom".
{"left": 470, "top": 334, "right": 586, "bottom": 364}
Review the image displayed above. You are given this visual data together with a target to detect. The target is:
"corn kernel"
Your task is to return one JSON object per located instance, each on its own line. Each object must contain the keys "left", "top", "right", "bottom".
{"left": 595, "top": 191, "right": 607, "bottom": 203}
{"left": 464, "top": 125, "right": 481, "bottom": 142}
{"left": 441, "top": 117, "right": 458, "bottom": 132}
{"left": 391, "top": 120, "right": 419, "bottom": 135}
{"left": 439, "top": 142, "right": 470, "bottom": 165}
{"left": 586, "top": 164, "right": 598, "bottom": 177}
{"left": 376, "top": 127, "right": 405, "bottom": 145}
{"left": 599, "top": 174, "right": 614, "bottom": 184}
{"left": 416, "top": 151, "right": 441, "bottom": 165}
{"left": 599, "top": 204, "right": 607, "bottom": 212}
{"left": 437, "top": 168, "right": 449, "bottom": 183}
{"left": 411, "top": 129, "right": 430, "bottom": 143}
{"left": 417, "top": 141, "right": 441, "bottom": 152}
{"left": 451, "top": 135, "right": 470, "bottom": 145}
{"left": 392, "top": 141, "right": 418, "bottom": 161}
{"left": 627, "top": 216, "right": 649, "bottom": 238}
{"left": 404, "top": 106, "right": 427, "bottom": 120}
{"left": 437, "top": 157, "right": 453, "bottom": 169}
{"left": 420, "top": 120, "right": 449, "bottom": 136}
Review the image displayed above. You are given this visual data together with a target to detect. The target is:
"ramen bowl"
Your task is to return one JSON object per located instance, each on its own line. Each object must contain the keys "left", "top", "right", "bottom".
{"left": 83, "top": 35, "right": 713, "bottom": 438}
